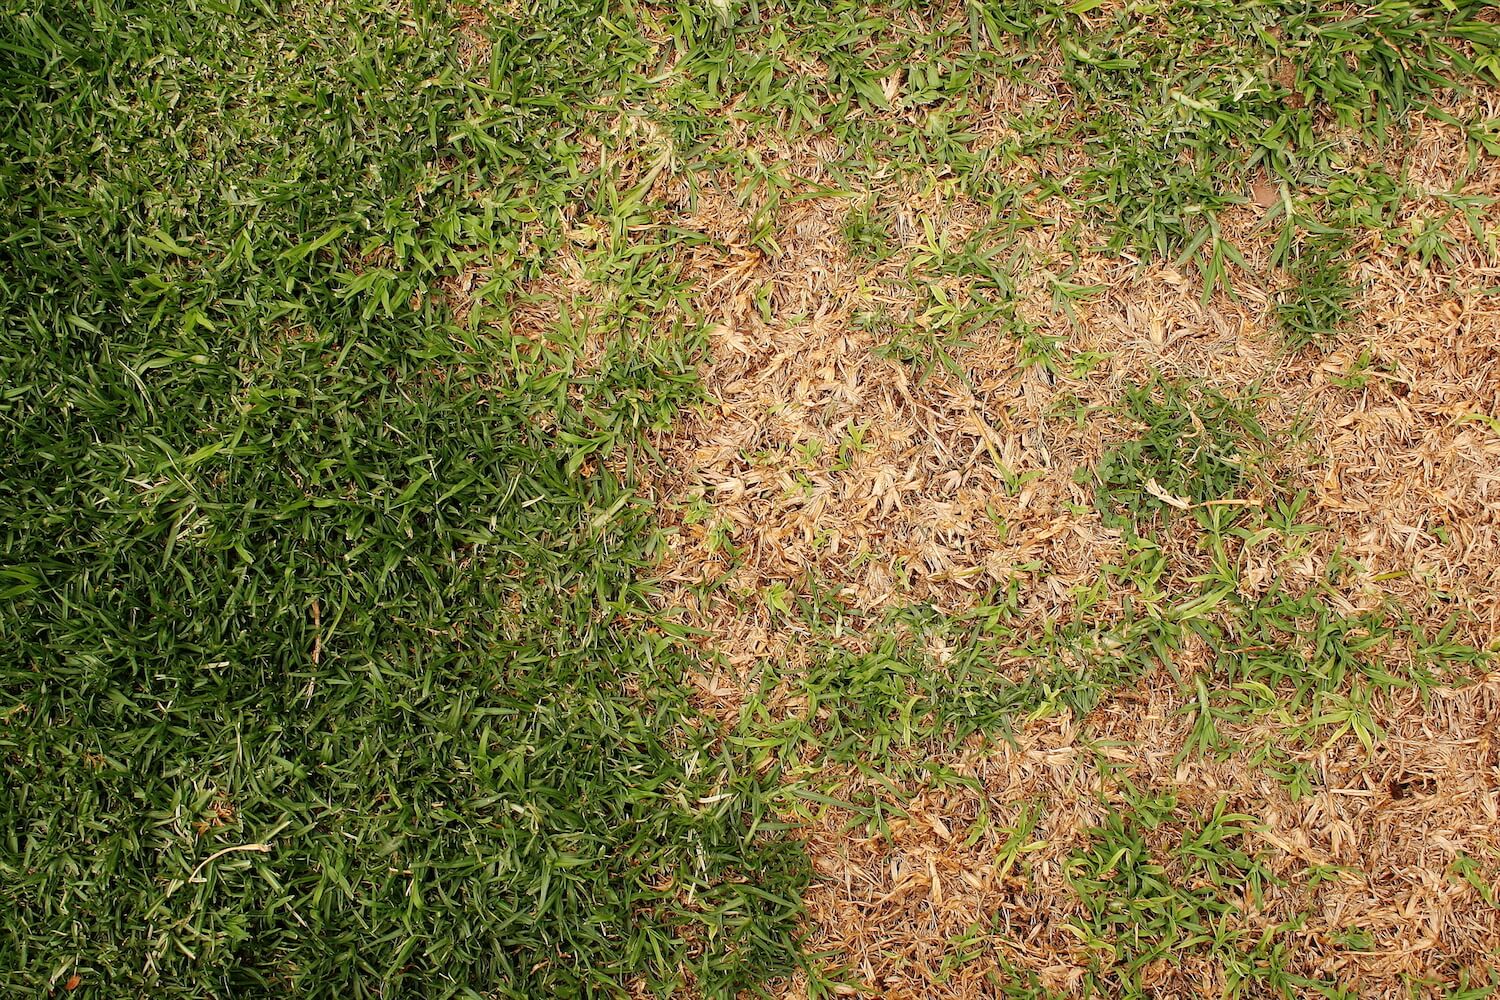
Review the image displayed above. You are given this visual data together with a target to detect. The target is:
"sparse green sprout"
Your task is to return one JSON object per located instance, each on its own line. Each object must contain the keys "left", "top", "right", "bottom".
{"left": 842, "top": 200, "right": 893, "bottom": 261}
{"left": 1327, "top": 348, "right": 1375, "bottom": 390}
{"left": 1449, "top": 853, "right": 1499, "bottom": 907}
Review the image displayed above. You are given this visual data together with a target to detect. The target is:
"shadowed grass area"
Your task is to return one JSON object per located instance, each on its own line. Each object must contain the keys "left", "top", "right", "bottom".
{"left": 0, "top": 1, "right": 808, "bottom": 996}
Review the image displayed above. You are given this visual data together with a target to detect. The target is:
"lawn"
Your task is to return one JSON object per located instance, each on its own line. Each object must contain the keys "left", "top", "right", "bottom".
{"left": 2, "top": 1, "right": 1498, "bottom": 997}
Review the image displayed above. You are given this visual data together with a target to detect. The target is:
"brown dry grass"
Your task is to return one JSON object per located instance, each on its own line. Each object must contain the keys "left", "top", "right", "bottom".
{"left": 620, "top": 97, "right": 1500, "bottom": 995}
{"left": 438, "top": 53, "right": 1500, "bottom": 996}
{"left": 773, "top": 670, "right": 1500, "bottom": 999}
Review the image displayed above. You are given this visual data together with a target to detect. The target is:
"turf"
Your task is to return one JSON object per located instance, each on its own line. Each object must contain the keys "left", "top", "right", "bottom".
{"left": 5, "top": 0, "right": 1500, "bottom": 997}
{"left": 0, "top": 2, "right": 807, "bottom": 996}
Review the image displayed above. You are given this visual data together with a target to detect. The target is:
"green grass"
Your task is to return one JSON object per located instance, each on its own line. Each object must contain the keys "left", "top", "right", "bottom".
{"left": 1275, "top": 232, "right": 1361, "bottom": 348}
{"left": 0, "top": 2, "right": 808, "bottom": 996}
{"left": 1088, "top": 377, "right": 1272, "bottom": 524}
{"left": 1065, "top": 797, "right": 1284, "bottom": 997}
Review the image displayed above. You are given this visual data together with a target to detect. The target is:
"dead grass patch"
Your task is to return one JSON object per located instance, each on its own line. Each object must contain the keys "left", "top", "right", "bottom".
{"left": 767, "top": 669, "right": 1500, "bottom": 999}
{"left": 628, "top": 102, "right": 1500, "bottom": 992}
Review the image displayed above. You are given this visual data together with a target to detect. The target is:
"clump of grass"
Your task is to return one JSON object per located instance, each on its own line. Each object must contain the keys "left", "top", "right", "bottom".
{"left": 1067, "top": 800, "right": 1260, "bottom": 988}
{"left": 1066, "top": 794, "right": 1328, "bottom": 998}
{"left": 842, "top": 200, "right": 893, "bottom": 261}
{"left": 1089, "top": 377, "right": 1270, "bottom": 525}
{"left": 1276, "top": 233, "right": 1360, "bottom": 348}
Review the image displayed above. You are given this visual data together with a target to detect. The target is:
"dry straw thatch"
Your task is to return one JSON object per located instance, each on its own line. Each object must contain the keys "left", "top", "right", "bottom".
{"left": 448, "top": 52, "right": 1500, "bottom": 996}
{"left": 634, "top": 97, "right": 1500, "bottom": 994}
